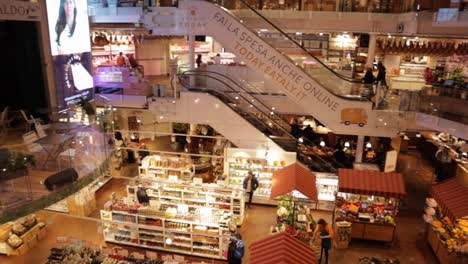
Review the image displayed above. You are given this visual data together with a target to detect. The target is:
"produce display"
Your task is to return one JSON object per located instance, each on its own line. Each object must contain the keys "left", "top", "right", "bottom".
{"left": 335, "top": 195, "right": 397, "bottom": 225}
{"left": 359, "top": 257, "right": 400, "bottom": 264}
{"left": 46, "top": 246, "right": 168, "bottom": 264}
{"left": 335, "top": 222, "right": 352, "bottom": 242}
{"left": 424, "top": 198, "right": 468, "bottom": 255}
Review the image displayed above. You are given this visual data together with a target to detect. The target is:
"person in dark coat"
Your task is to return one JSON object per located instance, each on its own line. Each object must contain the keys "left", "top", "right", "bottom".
{"left": 243, "top": 171, "right": 259, "bottom": 208}
{"left": 376, "top": 62, "right": 387, "bottom": 87}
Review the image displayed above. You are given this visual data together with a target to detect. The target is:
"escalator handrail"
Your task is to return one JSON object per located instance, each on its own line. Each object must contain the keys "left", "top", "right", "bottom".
{"left": 177, "top": 72, "right": 338, "bottom": 172}
{"left": 234, "top": 0, "right": 363, "bottom": 84}
{"left": 179, "top": 72, "right": 293, "bottom": 137}
{"left": 178, "top": 71, "right": 343, "bottom": 171}
{"left": 181, "top": 69, "right": 292, "bottom": 130}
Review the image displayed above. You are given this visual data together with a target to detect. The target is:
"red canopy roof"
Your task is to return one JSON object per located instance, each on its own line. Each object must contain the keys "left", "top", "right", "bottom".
{"left": 338, "top": 169, "right": 406, "bottom": 199}
{"left": 430, "top": 178, "right": 468, "bottom": 221}
{"left": 249, "top": 232, "right": 316, "bottom": 264}
{"left": 270, "top": 162, "right": 318, "bottom": 201}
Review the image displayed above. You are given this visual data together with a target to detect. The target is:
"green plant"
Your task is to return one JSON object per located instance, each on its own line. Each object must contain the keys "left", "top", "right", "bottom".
{"left": 447, "top": 67, "right": 464, "bottom": 81}
{"left": 0, "top": 151, "right": 35, "bottom": 174}
{"left": 78, "top": 98, "right": 96, "bottom": 115}
{"left": 173, "top": 123, "right": 189, "bottom": 132}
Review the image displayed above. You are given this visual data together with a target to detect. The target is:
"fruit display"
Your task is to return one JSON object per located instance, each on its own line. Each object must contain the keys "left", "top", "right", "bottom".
{"left": 427, "top": 207, "right": 468, "bottom": 255}
{"left": 359, "top": 257, "right": 400, "bottom": 264}
{"left": 335, "top": 195, "right": 397, "bottom": 225}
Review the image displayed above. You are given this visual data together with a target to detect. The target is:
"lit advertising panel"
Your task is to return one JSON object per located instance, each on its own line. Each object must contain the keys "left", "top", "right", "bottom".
{"left": 46, "top": 0, "right": 91, "bottom": 56}
{"left": 53, "top": 52, "right": 94, "bottom": 110}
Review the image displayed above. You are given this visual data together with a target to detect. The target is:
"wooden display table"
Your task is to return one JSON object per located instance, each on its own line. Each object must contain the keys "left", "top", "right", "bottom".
{"left": 350, "top": 222, "right": 395, "bottom": 242}
{"left": 0, "top": 224, "right": 46, "bottom": 256}
{"left": 426, "top": 227, "right": 468, "bottom": 264}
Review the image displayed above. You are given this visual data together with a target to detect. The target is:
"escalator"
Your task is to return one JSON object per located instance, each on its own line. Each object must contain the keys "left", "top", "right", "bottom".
{"left": 178, "top": 70, "right": 346, "bottom": 173}
{"left": 145, "top": 0, "right": 468, "bottom": 139}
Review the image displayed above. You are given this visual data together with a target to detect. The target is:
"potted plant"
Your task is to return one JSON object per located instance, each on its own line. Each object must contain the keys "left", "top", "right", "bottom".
{"left": 78, "top": 98, "right": 96, "bottom": 123}
{"left": 0, "top": 151, "right": 36, "bottom": 181}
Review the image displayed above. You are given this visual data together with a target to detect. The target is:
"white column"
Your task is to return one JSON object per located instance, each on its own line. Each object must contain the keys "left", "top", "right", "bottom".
{"left": 188, "top": 34, "right": 195, "bottom": 70}
{"left": 188, "top": 34, "right": 195, "bottom": 86}
{"left": 355, "top": 135, "right": 365, "bottom": 163}
{"left": 366, "top": 33, "right": 377, "bottom": 68}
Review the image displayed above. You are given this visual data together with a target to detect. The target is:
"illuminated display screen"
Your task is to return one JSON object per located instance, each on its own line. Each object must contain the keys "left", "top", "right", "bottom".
{"left": 46, "top": 0, "right": 91, "bottom": 56}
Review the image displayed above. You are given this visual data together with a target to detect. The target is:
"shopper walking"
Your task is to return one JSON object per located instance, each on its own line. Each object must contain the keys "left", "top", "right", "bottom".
{"left": 227, "top": 233, "right": 245, "bottom": 264}
{"left": 243, "top": 171, "right": 259, "bottom": 208}
{"left": 196, "top": 54, "right": 203, "bottom": 68}
{"left": 376, "top": 62, "right": 387, "bottom": 88}
{"left": 313, "top": 219, "right": 333, "bottom": 264}
{"left": 213, "top": 53, "right": 221, "bottom": 64}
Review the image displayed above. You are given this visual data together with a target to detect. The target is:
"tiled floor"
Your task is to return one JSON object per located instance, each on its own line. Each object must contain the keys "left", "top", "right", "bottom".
{"left": 0, "top": 150, "right": 439, "bottom": 264}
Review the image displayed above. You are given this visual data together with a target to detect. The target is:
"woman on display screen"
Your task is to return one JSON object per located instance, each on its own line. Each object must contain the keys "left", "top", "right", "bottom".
{"left": 55, "top": 0, "right": 77, "bottom": 46}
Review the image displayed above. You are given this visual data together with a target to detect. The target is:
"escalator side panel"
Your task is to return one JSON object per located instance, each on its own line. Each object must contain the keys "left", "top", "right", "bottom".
{"left": 145, "top": 1, "right": 397, "bottom": 137}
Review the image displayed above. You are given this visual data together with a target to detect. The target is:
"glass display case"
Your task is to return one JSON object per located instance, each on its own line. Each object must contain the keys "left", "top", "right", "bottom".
{"left": 315, "top": 173, "right": 338, "bottom": 211}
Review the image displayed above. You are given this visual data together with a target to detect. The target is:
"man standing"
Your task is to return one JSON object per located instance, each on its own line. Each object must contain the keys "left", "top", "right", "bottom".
{"left": 243, "top": 171, "right": 259, "bottom": 208}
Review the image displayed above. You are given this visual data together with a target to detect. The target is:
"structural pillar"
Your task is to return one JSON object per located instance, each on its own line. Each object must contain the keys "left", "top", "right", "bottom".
{"left": 188, "top": 34, "right": 195, "bottom": 86}
{"left": 355, "top": 135, "right": 365, "bottom": 163}
{"left": 366, "top": 33, "right": 377, "bottom": 68}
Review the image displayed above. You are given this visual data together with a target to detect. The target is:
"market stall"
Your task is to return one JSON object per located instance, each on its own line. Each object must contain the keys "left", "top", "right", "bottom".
{"left": 270, "top": 163, "right": 318, "bottom": 238}
{"left": 249, "top": 232, "right": 316, "bottom": 264}
{"left": 334, "top": 169, "right": 406, "bottom": 244}
{"left": 424, "top": 178, "right": 468, "bottom": 264}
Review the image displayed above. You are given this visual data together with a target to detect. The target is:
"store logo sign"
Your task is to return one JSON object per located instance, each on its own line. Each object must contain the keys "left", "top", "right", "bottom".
{"left": 178, "top": 5, "right": 206, "bottom": 31}
{"left": 0, "top": 0, "right": 40, "bottom": 21}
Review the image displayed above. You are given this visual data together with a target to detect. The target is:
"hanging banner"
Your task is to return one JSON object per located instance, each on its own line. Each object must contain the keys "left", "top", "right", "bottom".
{"left": 384, "top": 150, "right": 398, "bottom": 173}
{"left": 0, "top": 0, "right": 41, "bottom": 21}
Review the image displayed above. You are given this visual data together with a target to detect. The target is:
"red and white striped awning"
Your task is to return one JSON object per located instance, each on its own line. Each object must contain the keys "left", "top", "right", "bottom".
{"left": 270, "top": 162, "right": 318, "bottom": 201}
{"left": 249, "top": 232, "right": 316, "bottom": 264}
{"left": 430, "top": 178, "right": 468, "bottom": 221}
{"left": 338, "top": 169, "right": 406, "bottom": 199}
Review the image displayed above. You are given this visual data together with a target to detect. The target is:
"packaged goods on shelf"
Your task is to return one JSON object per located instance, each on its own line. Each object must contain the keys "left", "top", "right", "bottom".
{"left": 225, "top": 148, "right": 297, "bottom": 205}
{"left": 100, "top": 195, "right": 232, "bottom": 260}
{"left": 139, "top": 155, "right": 195, "bottom": 181}
{"left": 128, "top": 178, "right": 245, "bottom": 225}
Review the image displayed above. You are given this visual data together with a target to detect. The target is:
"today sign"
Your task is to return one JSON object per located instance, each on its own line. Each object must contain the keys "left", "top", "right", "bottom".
{"left": 0, "top": 0, "right": 41, "bottom": 21}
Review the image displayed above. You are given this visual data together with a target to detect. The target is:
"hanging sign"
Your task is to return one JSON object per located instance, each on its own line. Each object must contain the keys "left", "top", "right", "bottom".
{"left": 384, "top": 150, "right": 398, "bottom": 172}
{"left": 0, "top": 0, "right": 40, "bottom": 21}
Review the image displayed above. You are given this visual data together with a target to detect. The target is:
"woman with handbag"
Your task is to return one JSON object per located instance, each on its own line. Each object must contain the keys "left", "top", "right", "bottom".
{"left": 313, "top": 219, "right": 333, "bottom": 264}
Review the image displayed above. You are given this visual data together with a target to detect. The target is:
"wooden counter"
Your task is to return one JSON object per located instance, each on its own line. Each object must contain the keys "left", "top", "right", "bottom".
{"left": 426, "top": 226, "right": 467, "bottom": 264}
{"left": 350, "top": 221, "right": 395, "bottom": 242}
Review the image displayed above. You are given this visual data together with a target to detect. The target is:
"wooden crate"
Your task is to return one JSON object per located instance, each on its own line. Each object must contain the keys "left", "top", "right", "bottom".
{"left": 334, "top": 240, "right": 349, "bottom": 249}
{"left": 436, "top": 242, "right": 456, "bottom": 264}
{"left": 363, "top": 224, "right": 395, "bottom": 242}
{"left": 351, "top": 222, "right": 365, "bottom": 239}
{"left": 37, "top": 228, "right": 47, "bottom": 241}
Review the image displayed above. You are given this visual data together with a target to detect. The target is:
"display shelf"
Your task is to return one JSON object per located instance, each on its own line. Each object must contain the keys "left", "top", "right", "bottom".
{"left": 101, "top": 206, "right": 229, "bottom": 260}
{"left": 139, "top": 155, "right": 195, "bottom": 181}
{"left": 315, "top": 173, "right": 339, "bottom": 210}
{"left": 128, "top": 179, "right": 245, "bottom": 225}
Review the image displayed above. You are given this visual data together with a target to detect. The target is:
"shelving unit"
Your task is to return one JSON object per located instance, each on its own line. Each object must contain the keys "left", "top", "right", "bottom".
{"left": 315, "top": 173, "right": 339, "bottom": 211}
{"left": 100, "top": 208, "right": 230, "bottom": 260}
{"left": 228, "top": 161, "right": 283, "bottom": 202}
{"left": 225, "top": 148, "right": 297, "bottom": 205}
{"left": 139, "top": 155, "right": 195, "bottom": 181}
{"left": 127, "top": 179, "right": 245, "bottom": 225}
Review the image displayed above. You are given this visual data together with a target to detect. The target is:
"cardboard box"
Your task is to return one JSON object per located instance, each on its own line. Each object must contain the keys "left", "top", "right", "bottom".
{"left": 37, "top": 228, "right": 47, "bottom": 241}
